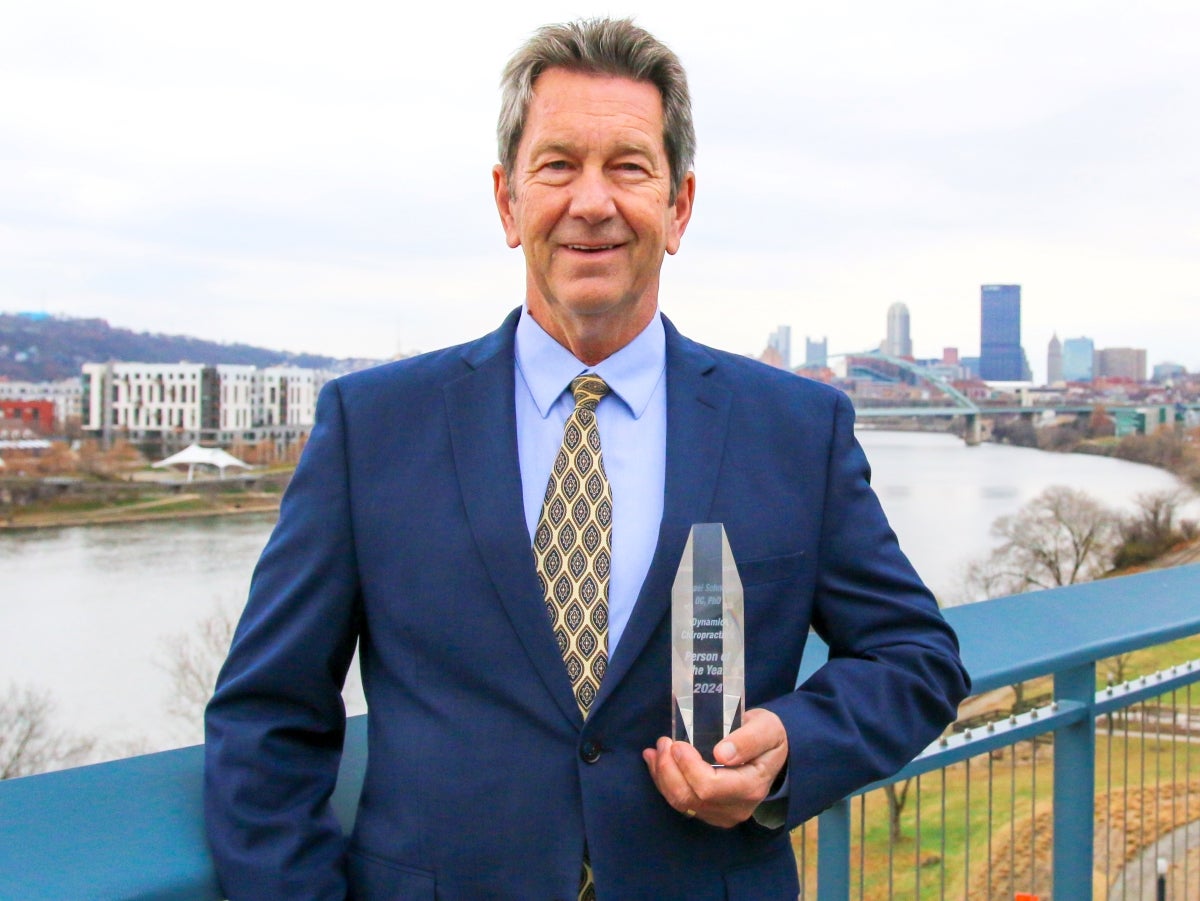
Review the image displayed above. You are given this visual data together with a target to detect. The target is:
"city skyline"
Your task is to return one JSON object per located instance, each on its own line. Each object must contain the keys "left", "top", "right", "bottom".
{"left": 0, "top": 294, "right": 1175, "bottom": 383}
{"left": 3, "top": 292, "right": 1182, "bottom": 389}
{"left": 3, "top": 3, "right": 1197, "bottom": 385}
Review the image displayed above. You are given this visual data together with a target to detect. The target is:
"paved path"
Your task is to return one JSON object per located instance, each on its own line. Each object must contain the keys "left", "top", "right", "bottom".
{"left": 1108, "top": 817, "right": 1200, "bottom": 900}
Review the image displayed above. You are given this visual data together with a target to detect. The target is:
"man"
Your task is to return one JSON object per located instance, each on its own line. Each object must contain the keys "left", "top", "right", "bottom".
{"left": 205, "top": 17, "right": 969, "bottom": 900}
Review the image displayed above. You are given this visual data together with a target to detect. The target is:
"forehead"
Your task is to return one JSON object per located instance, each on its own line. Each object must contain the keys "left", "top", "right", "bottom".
{"left": 521, "top": 68, "right": 666, "bottom": 154}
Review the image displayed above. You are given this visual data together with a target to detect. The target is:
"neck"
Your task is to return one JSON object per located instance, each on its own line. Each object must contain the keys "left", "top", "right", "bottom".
{"left": 527, "top": 306, "right": 657, "bottom": 366}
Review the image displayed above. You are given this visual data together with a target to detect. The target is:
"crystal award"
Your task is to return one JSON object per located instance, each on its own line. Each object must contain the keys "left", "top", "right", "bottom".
{"left": 671, "top": 523, "right": 745, "bottom": 764}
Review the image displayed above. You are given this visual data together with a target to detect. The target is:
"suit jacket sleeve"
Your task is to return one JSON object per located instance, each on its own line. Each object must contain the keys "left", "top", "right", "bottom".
{"left": 204, "top": 378, "right": 360, "bottom": 900}
{"left": 761, "top": 392, "right": 970, "bottom": 828}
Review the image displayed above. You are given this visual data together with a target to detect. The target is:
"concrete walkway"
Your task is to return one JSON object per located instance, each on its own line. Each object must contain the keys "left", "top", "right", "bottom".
{"left": 1108, "top": 817, "right": 1200, "bottom": 900}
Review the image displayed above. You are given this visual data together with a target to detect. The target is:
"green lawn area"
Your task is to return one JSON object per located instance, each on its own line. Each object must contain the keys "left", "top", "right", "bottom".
{"left": 10, "top": 493, "right": 151, "bottom": 516}
{"left": 1102, "top": 634, "right": 1200, "bottom": 686}
{"left": 792, "top": 632, "right": 1200, "bottom": 899}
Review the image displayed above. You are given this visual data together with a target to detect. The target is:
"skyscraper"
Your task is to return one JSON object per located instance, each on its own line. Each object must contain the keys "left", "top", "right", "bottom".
{"left": 1047, "top": 333, "right": 1063, "bottom": 385}
{"left": 767, "top": 325, "right": 792, "bottom": 370}
{"left": 884, "top": 302, "right": 912, "bottom": 358}
{"left": 805, "top": 336, "right": 828, "bottom": 369}
{"left": 1062, "top": 337, "right": 1095, "bottom": 382}
{"left": 979, "top": 285, "right": 1023, "bottom": 381}
{"left": 1095, "top": 347, "right": 1147, "bottom": 382}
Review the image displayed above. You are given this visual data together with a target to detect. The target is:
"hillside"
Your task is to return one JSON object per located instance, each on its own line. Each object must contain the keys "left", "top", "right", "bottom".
{"left": 0, "top": 312, "right": 362, "bottom": 381}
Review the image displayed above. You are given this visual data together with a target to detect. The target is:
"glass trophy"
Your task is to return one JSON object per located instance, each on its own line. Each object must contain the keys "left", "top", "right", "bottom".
{"left": 671, "top": 523, "right": 745, "bottom": 764}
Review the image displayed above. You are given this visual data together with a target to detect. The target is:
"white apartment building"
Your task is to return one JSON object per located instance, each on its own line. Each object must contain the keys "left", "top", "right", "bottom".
{"left": 81, "top": 362, "right": 330, "bottom": 443}
{"left": 255, "top": 367, "right": 323, "bottom": 427}
{"left": 217, "top": 366, "right": 256, "bottom": 431}
{"left": 83, "top": 362, "right": 208, "bottom": 432}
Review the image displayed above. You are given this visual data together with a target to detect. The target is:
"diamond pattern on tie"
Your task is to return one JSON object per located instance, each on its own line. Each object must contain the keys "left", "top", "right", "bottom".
{"left": 533, "top": 375, "right": 612, "bottom": 720}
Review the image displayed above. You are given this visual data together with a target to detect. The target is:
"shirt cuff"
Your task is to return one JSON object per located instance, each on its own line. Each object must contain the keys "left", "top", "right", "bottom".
{"left": 750, "top": 768, "right": 789, "bottom": 829}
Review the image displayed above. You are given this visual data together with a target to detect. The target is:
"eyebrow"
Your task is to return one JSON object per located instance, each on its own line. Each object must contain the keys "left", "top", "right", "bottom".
{"left": 529, "top": 139, "right": 659, "bottom": 161}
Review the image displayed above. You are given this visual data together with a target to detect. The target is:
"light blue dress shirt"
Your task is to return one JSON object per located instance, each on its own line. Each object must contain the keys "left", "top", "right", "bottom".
{"left": 514, "top": 308, "right": 667, "bottom": 654}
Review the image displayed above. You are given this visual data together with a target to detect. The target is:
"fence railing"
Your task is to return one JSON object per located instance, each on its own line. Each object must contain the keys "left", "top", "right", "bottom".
{"left": 2, "top": 564, "right": 1199, "bottom": 900}
{"left": 803, "top": 564, "right": 1200, "bottom": 901}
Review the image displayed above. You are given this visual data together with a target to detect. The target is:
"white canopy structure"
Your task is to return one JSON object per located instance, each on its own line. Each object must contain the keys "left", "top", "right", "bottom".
{"left": 152, "top": 444, "right": 251, "bottom": 482}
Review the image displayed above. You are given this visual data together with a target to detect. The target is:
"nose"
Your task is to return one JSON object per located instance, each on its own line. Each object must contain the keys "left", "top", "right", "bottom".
{"left": 567, "top": 165, "right": 617, "bottom": 224}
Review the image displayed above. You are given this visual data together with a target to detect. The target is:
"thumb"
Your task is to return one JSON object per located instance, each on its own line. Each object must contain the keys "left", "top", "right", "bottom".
{"left": 713, "top": 708, "right": 785, "bottom": 766}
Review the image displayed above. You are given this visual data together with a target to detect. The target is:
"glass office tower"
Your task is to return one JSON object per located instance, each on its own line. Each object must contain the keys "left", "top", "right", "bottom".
{"left": 980, "top": 285, "right": 1023, "bottom": 381}
{"left": 1062, "top": 337, "right": 1095, "bottom": 382}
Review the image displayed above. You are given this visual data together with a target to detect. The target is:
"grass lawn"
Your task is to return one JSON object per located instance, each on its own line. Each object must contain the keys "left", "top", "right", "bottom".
{"left": 792, "top": 632, "right": 1200, "bottom": 899}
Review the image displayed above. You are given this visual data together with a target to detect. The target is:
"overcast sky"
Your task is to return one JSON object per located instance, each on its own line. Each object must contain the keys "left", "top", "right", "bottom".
{"left": 3, "top": 1, "right": 1197, "bottom": 383}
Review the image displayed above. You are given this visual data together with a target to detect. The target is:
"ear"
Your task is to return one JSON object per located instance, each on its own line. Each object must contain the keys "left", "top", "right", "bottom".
{"left": 665, "top": 170, "right": 695, "bottom": 256}
{"left": 493, "top": 164, "right": 522, "bottom": 249}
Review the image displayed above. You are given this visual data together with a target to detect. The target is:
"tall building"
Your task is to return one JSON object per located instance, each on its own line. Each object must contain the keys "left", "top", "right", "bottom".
{"left": 1047, "top": 333, "right": 1063, "bottom": 385}
{"left": 805, "top": 336, "right": 828, "bottom": 369}
{"left": 81, "top": 361, "right": 329, "bottom": 444}
{"left": 884, "top": 302, "right": 912, "bottom": 358}
{"left": 1095, "top": 347, "right": 1147, "bottom": 382}
{"left": 766, "top": 325, "right": 791, "bottom": 370}
{"left": 1152, "top": 362, "right": 1187, "bottom": 383}
{"left": 979, "top": 285, "right": 1024, "bottom": 381}
{"left": 254, "top": 367, "right": 326, "bottom": 426}
{"left": 1062, "top": 337, "right": 1095, "bottom": 382}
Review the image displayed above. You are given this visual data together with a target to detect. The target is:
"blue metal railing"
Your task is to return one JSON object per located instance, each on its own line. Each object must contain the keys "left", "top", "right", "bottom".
{"left": 804, "top": 565, "right": 1200, "bottom": 900}
{"left": 2, "top": 564, "right": 1199, "bottom": 900}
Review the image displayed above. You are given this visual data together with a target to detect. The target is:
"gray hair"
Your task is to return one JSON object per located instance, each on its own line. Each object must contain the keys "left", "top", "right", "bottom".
{"left": 497, "top": 18, "right": 695, "bottom": 201}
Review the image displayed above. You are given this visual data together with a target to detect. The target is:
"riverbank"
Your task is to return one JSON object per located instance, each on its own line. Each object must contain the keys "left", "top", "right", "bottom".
{"left": 0, "top": 492, "right": 281, "bottom": 530}
{"left": 1074, "top": 432, "right": 1200, "bottom": 491}
{"left": 993, "top": 419, "right": 1200, "bottom": 492}
{"left": 0, "top": 469, "right": 290, "bottom": 531}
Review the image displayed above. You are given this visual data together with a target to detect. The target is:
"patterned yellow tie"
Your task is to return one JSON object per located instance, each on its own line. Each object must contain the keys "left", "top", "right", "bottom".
{"left": 534, "top": 374, "right": 612, "bottom": 719}
{"left": 534, "top": 375, "right": 611, "bottom": 901}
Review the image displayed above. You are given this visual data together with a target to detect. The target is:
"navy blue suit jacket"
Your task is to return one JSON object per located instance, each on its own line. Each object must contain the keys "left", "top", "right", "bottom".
{"left": 204, "top": 310, "right": 969, "bottom": 900}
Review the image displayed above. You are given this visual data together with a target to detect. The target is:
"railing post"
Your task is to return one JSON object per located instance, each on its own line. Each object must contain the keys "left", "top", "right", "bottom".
{"left": 816, "top": 798, "right": 852, "bottom": 901}
{"left": 1052, "top": 662, "right": 1096, "bottom": 899}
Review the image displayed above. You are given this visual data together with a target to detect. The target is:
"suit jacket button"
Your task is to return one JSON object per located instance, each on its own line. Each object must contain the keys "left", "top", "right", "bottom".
{"left": 580, "top": 740, "right": 601, "bottom": 763}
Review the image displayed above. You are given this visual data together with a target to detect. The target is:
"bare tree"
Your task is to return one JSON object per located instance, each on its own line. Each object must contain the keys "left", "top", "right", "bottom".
{"left": 0, "top": 684, "right": 96, "bottom": 779}
{"left": 961, "top": 486, "right": 1120, "bottom": 715}
{"left": 883, "top": 779, "right": 913, "bottom": 842}
{"left": 968, "top": 486, "right": 1120, "bottom": 598}
{"left": 1113, "top": 488, "right": 1198, "bottom": 569}
{"left": 1103, "top": 652, "right": 1135, "bottom": 686}
{"left": 158, "top": 607, "right": 236, "bottom": 744}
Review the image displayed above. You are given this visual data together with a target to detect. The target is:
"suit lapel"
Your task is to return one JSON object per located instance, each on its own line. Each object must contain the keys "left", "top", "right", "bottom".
{"left": 597, "top": 321, "right": 732, "bottom": 709}
{"left": 444, "top": 312, "right": 581, "bottom": 727}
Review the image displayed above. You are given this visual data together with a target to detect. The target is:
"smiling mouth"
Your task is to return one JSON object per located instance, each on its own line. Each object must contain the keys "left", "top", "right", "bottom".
{"left": 566, "top": 244, "right": 620, "bottom": 252}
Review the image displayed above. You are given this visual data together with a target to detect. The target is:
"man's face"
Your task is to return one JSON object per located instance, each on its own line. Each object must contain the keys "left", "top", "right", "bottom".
{"left": 494, "top": 67, "right": 694, "bottom": 357}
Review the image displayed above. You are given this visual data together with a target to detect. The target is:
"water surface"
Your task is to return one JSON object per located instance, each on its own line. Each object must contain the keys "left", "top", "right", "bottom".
{"left": 0, "top": 432, "right": 1189, "bottom": 756}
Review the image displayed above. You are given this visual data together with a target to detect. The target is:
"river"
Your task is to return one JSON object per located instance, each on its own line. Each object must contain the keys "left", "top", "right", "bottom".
{"left": 0, "top": 431, "right": 1191, "bottom": 758}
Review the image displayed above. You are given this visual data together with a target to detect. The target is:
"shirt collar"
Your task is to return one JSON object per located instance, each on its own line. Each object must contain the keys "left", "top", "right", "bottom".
{"left": 515, "top": 308, "right": 666, "bottom": 420}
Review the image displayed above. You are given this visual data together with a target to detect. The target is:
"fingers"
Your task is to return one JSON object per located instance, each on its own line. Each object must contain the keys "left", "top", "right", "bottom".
{"left": 644, "top": 738, "right": 730, "bottom": 825}
{"left": 642, "top": 736, "right": 692, "bottom": 810}
{"left": 642, "top": 709, "right": 789, "bottom": 829}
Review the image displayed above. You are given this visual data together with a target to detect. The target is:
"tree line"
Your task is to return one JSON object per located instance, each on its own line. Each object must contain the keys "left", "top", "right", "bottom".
{"left": 960, "top": 485, "right": 1197, "bottom": 602}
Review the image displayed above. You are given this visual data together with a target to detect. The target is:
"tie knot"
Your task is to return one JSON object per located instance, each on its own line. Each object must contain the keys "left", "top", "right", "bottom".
{"left": 570, "top": 375, "right": 610, "bottom": 411}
